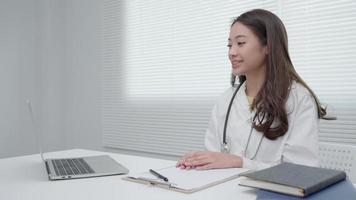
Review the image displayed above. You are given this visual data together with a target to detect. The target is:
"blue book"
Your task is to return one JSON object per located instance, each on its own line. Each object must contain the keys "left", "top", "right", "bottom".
{"left": 256, "top": 178, "right": 356, "bottom": 200}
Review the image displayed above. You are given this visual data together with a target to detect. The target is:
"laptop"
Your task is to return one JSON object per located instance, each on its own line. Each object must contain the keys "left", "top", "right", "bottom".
{"left": 26, "top": 100, "right": 129, "bottom": 180}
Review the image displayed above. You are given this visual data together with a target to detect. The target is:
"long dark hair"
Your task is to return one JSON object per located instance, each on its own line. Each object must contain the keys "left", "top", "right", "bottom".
{"left": 231, "top": 9, "right": 326, "bottom": 140}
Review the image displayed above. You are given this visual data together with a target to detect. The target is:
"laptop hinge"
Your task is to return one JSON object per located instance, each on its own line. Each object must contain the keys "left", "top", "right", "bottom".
{"left": 45, "top": 160, "right": 51, "bottom": 174}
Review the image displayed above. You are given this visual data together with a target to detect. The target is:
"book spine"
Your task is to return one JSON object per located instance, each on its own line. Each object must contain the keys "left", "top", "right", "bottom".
{"left": 304, "top": 172, "right": 347, "bottom": 196}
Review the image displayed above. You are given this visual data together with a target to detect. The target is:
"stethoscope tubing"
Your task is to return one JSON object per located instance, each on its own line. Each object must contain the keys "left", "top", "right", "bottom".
{"left": 222, "top": 81, "right": 245, "bottom": 146}
{"left": 221, "top": 79, "right": 264, "bottom": 159}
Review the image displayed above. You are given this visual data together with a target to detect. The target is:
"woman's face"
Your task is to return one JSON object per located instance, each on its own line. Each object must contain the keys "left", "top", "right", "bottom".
{"left": 228, "top": 22, "right": 268, "bottom": 76}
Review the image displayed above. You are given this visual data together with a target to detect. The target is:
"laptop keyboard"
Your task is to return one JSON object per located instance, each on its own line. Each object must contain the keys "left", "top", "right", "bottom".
{"left": 51, "top": 158, "right": 95, "bottom": 176}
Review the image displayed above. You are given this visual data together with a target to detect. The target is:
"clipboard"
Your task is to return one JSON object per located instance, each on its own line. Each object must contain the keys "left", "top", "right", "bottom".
{"left": 123, "top": 166, "right": 250, "bottom": 193}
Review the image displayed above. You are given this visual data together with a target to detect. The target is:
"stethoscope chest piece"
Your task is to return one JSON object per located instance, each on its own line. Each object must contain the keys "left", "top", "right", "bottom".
{"left": 220, "top": 142, "right": 230, "bottom": 153}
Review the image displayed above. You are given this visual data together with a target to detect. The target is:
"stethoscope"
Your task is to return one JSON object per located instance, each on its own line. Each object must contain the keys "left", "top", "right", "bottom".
{"left": 220, "top": 80, "right": 264, "bottom": 160}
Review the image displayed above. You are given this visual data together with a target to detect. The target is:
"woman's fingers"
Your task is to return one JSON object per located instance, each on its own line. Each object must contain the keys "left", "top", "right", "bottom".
{"left": 176, "top": 152, "right": 200, "bottom": 167}
{"left": 196, "top": 163, "right": 215, "bottom": 170}
{"left": 185, "top": 155, "right": 210, "bottom": 166}
{"left": 177, "top": 151, "right": 218, "bottom": 170}
{"left": 183, "top": 153, "right": 215, "bottom": 168}
{"left": 176, "top": 158, "right": 184, "bottom": 167}
{"left": 178, "top": 152, "right": 242, "bottom": 170}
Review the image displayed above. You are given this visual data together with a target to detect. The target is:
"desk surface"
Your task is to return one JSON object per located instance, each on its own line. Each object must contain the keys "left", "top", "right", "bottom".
{"left": 0, "top": 149, "right": 257, "bottom": 200}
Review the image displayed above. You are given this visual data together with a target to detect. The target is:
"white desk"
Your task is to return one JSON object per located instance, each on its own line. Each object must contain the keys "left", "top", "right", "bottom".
{"left": 0, "top": 149, "right": 257, "bottom": 200}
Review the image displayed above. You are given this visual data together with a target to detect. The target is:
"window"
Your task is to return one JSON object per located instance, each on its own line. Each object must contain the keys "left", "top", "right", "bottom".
{"left": 102, "top": 0, "right": 356, "bottom": 157}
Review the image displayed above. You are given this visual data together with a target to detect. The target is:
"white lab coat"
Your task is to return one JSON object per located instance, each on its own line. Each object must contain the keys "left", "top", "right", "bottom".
{"left": 205, "top": 81, "right": 319, "bottom": 170}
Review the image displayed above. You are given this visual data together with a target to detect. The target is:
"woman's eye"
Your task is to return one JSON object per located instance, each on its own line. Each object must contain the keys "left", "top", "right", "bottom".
{"left": 227, "top": 44, "right": 232, "bottom": 48}
{"left": 237, "top": 42, "right": 245, "bottom": 46}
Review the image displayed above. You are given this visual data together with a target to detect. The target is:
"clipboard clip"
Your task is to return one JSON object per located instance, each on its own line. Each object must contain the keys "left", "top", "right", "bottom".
{"left": 138, "top": 177, "right": 175, "bottom": 188}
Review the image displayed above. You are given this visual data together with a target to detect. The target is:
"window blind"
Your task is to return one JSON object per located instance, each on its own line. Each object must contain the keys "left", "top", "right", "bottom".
{"left": 280, "top": 0, "right": 356, "bottom": 145}
{"left": 102, "top": 0, "right": 356, "bottom": 157}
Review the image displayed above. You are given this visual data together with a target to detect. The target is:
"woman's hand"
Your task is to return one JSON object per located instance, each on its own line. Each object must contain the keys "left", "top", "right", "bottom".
{"left": 176, "top": 151, "right": 243, "bottom": 170}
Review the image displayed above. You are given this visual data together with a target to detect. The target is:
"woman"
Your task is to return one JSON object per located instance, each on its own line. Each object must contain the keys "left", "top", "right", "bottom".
{"left": 176, "top": 9, "right": 327, "bottom": 170}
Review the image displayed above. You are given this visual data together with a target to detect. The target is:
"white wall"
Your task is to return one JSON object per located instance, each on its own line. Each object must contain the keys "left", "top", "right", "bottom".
{"left": 62, "top": 0, "right": 175, "bottom": 160}
{"left": 0, "top": 0, "right": 71, "bottom": 158}
{"left": 38, "top": 0, "right": 68, "bottom": 155}
{"left": 0, "top": 0, "right": 104, "bottom": 158}
{"left": 62, "top": 0, "right": 103, "bottom": 151}
{"left": 0, "top": 0, "right": 176, "bottom": 160}
{"left": 0, "top": 0, "right": 42, "bottom": 158}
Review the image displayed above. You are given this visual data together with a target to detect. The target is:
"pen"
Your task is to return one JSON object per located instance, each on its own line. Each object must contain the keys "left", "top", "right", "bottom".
{"left": 149, "top": 169, "right": 169, "bottom": 182}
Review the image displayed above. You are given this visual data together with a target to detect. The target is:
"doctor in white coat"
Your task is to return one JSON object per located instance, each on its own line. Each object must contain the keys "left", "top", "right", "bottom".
{"left": 176, "top": 9, "right": 327, "bottom": 170}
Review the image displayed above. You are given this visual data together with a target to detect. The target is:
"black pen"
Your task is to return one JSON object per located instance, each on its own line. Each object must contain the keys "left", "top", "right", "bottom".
{"left": 149, "top": 169, "right": 169, "bottom": 182}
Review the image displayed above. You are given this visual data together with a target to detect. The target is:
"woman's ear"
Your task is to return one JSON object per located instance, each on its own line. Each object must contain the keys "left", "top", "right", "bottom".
{"left": 263, "top": 45, "right": 269, "bottom": 55}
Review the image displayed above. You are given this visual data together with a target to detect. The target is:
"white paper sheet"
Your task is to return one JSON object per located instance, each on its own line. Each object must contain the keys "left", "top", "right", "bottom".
{"left": 132, "top": 166, "right": 250, "bottom": 190}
